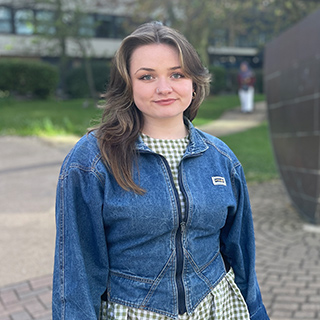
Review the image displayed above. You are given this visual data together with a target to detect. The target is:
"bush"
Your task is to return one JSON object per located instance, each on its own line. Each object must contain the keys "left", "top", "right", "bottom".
{"left": 254, "top": 69, "right": 264, "bottom": 94}
{"left": 208, "top": 66, "right": 226, "bottom": 94}
{"left": 65, "top": 61, "right": 111, "bottom": 98}
{"left": 0, "top": 59, "right": 59, "bottom": 99}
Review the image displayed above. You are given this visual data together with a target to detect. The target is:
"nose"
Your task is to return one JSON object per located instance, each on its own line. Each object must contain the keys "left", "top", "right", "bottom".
{"left": 156, "top": 78, "right": 172, "bottom": 95}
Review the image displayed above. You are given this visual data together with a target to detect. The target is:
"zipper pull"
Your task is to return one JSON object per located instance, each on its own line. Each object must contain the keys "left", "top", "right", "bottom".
{"left": 180, "top": 222, "right": 186, "bottom": 234}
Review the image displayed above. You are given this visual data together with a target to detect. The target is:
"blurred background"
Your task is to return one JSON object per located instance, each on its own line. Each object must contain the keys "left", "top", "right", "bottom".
{"left": 0, "top": 0, "right": 319, "bottom": 100}
{"left": 1, "top": 0, "right": 319, "bottom": 185}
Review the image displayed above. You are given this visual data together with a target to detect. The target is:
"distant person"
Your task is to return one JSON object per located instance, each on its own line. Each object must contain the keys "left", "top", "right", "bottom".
{"left": 238, "top": 61, "right": 256, "bottom": 113}
{"left": 52, "top": 22, "right": 269, "bottom": 320}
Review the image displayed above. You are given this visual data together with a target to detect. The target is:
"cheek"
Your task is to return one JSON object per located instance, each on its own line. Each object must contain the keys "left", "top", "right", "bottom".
{"left": 185, "top": 80, "right": 193, "bottom": 92}
{"left": 131, "top": 82, "right": 143, "bottom": 103}
{"left": 131, "top": 83, "right": 151, "bottom": 111}
{"left": 183, "top": 81, "right": 194, "bottom": 101}
{"left": 132, "top": 81, "right": 150, "bottom": 99}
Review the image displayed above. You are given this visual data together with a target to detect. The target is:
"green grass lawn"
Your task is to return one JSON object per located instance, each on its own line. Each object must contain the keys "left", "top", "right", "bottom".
{"left": 0, "top": 93, "right": 265, "bottom": 136}
{"left": 193, "top": 93, "right": 265, "bottom": 126}
{"left": 0, "top": 93, "right": 278, "bottom": 182}
{"left": 0, "top": 98, "right": 103, "bottom": 137}
{"left": 220, "top": 122, "right": 278, "bottom": 183}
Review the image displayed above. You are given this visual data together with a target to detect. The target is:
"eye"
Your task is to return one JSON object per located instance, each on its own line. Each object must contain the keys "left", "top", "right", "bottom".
{"left": 171, "top": 72, "right": 185, "bottom": 79}
{"left": 139, "top": 74, "right": 154, "bottom": 81}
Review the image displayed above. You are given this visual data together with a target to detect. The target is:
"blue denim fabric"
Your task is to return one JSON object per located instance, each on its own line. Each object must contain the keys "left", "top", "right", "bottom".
{"left": 52, "top": 120, "right": 269, "bottom": 320}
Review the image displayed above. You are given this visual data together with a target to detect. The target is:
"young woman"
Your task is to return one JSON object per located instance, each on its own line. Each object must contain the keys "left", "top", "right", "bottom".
{"left": 52, "top": 22, "right": 269, "bottom": 320}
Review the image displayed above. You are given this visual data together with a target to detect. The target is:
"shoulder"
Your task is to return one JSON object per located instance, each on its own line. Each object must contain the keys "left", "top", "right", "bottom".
{"left": 59, "top": 131, "right": 106, "bottom": 181}
{"left": 195, "top": 127, "right": 240, "bottom": 166}
{"left": 194, "top": 128, "right": 248, "bottom": 193}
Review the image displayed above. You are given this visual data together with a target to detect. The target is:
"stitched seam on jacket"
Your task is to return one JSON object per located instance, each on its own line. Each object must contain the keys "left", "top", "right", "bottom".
{"left": 141, "top": 251, "right": 176, "bottom": 308}
{"left": 109, "top": 270, "right": 154, "bottom": 284}
{"left": 184, "top": 250, "right": 224, "bottom": 291}
{"left": 66, "top": 154, "right": 105, "bottom": 186}
{"left": 58, "top": 178, "right": 66, "bottom": 319}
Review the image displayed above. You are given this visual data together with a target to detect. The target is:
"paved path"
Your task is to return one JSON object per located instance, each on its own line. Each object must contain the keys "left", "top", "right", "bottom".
{"left": 1, "top": 102, "right": 320, "bottom": 320}
{"left": 197, "top": 100, "right": 267, "bottom": 136}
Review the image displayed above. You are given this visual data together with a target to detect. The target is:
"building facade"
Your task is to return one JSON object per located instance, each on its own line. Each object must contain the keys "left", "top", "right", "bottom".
{"left": 0, "top": 0, "right": 130, "bottom": 60}
{"left": 0, "top": 0, "right": 263, "bottom": 68}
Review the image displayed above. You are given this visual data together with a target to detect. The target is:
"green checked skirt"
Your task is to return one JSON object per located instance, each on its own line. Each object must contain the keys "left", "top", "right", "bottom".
{"left": 99, "top": 268, "right": 250, "bottom": 320}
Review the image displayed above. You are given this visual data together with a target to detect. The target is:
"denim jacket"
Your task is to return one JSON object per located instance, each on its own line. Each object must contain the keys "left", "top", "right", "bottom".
{"left": 52, "top": 121, "right": 269, "bottom": 320}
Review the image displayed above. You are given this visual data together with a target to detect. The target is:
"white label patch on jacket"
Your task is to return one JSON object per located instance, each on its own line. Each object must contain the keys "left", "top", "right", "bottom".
{"left": 212, "top": 176, "right": 227, "bottom": 186}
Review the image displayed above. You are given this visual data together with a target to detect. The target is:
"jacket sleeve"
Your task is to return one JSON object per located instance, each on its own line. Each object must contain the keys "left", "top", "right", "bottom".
{"left": 52, "top": 161, "right": 109, "bottom": 319}
{"left": 220, "top": 163, "right": 269, "bottom": 320}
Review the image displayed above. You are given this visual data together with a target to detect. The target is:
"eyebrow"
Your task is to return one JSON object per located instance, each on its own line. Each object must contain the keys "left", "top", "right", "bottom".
{"left": 134, "top": 66, "right": 182, "bottom": 74}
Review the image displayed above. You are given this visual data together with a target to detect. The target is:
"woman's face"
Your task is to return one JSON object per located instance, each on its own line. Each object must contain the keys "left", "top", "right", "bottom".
{"left": 129, "top": 43, "right": 193, "bottom": 127}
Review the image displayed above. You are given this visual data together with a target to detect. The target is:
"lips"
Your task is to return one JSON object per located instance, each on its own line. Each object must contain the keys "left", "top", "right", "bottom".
{"left": 154, "top": 98, "right": 177, "bottom": 106}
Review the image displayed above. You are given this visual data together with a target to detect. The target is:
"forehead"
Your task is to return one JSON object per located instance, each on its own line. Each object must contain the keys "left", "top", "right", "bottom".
{"left": 130, "top": 43, "right": 180, "bottom": 67}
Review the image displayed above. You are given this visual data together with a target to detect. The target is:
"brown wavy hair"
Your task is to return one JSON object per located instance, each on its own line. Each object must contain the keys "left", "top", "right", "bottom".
{"left": 95, "top": 22, "right": 211, "bottom": 194}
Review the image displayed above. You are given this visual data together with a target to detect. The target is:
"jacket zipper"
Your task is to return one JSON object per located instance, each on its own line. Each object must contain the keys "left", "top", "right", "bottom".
{"left": 141, "top": 149, "right": 189, "bottom": 315}
{"left": 161, "top": 157, "right": 187, "bottom": 314}
{"left": 177, "top": 162, "right": 189, "bottom": 314}
{"left": 176, "top": 221, "right": 186, "bottom": 314}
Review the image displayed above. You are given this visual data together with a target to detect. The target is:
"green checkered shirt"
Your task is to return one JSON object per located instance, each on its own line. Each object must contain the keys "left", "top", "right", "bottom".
{"left": 99, "top": 134, "right": 250, "bottom": 320}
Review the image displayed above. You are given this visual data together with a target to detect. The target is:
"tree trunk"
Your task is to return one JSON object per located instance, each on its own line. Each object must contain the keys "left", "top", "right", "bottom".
{"left": 77, "top": 40, "right": 98, "bottom": 99}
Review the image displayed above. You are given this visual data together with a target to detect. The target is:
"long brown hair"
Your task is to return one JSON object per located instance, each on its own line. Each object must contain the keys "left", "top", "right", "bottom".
{"left": 95, "top": 22, "right": 211, "bottom": 194}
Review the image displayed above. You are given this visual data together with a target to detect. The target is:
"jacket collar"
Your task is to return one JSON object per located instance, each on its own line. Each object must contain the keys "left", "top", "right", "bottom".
{"left": 136, "top": 118, "right": 209, "bottom": 156}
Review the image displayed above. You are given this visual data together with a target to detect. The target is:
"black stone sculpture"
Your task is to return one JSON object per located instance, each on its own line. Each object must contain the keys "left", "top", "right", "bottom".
{"left": 264, "top": 9, "right": 320, "bottom": 225}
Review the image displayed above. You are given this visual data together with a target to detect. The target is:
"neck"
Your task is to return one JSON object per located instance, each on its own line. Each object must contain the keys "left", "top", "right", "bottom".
{"left": 141, "top": 117, "right": 188, "bottom": 139}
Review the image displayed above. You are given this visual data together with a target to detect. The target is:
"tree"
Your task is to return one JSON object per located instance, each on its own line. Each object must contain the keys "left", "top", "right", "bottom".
{"left": 109, "top": 0, "right": 320, "bottom": 65}
{"left": 24, "top": 0, "right": 99, "bottom": 98}
{"left": 125, "top": 0, "right": 214, "bottom": 66}
{"left": 257, "top": 0, "right": 320, "bottom": 37}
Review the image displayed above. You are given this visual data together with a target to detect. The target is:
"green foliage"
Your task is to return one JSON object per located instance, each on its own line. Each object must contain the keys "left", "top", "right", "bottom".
{"left": 0, "top": 59, "right": 59, "bottom": 99}
{"left": 65, "top": 61, "right": 111, "bottom": 98}
{"left": 221, "top": 122, "right": 278, "bottom": 183}
{"left": 209, "top": 66, "right": 226, "bottom": 94}
{"left": 254, "top": 69, "right": 264, "bottom": 94}
{"left": 131, "top": 0, "right": 320, "bottom": 63}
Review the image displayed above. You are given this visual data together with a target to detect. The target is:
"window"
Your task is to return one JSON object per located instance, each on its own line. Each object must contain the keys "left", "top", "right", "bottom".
{"left": 95, "top": 15, "right": 129, "bottom": 39}
{"left": 35, "top": 10, "right": 55, "bottom": 35}
{"left": 113, "top": 16, "right": 127, "bottom": 39}
{"left": 79, "top": 14, "right": 95, "bottom": 37}
{"left": 0, "top": 7, "right": 12, "bottom": 33}
{"left": 14, "top": 9, "right": 34, "bottom": 34}
{"left": 1, "top": 6, "right": 130, "bottom": 39}
{"left": 96, "top": 14, "right": 113, "bottom": 38}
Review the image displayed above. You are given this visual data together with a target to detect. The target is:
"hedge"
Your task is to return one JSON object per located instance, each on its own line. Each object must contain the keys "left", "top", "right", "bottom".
{"left": 208, "top": 66, "right": 226, "bottom": 94}
{"left": 65, "top": 61, "right": 111, "bottom": 98}
{"left": 0, "top": 59, "right": 59, "bottom": 99}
